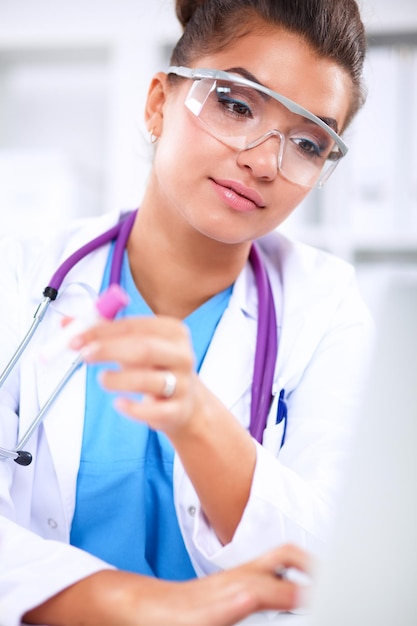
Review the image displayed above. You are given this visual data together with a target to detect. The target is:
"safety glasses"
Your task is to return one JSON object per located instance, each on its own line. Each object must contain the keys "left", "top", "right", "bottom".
{"left": 168, "top": 66, "right": 348, "bottom": 188}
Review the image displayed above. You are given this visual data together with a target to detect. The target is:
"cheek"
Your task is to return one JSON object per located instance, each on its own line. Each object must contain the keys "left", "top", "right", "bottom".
{"left": 154, "top": 116, "right": 206, "bottom": 188}
{"left": 264, "top": 185, "right": 310, "bottom": 232}
{"left": 254, "top": 190, "right": 308, "bottom": 241}
{"left": 161, "top": 97, "right": 205, "bottom": 158}
{"left": 284, "top": 186, "right": 311, "bottom": 217}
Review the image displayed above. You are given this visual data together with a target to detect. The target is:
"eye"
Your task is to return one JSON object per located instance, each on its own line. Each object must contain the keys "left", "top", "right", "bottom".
{"left": 290, "top": 137, "right": 329, "bottom": 160}
{"left": 291, "top": 137, "right": 322, "bottom": 158}
{"left": 327, "top": 149, "right": 343, "bottom": 162}
{"left": 216, "top": 88, "right": 253, "bottom": 119}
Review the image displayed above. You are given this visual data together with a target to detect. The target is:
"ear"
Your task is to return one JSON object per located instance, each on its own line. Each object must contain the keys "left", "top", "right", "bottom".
{"left": 145, "top": 72, "right": 169, "bottom": 139}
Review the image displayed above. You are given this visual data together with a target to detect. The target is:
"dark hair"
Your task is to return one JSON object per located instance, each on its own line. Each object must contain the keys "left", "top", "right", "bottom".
{"left": 171, "top": 0, "right": 367, "bottom": 128}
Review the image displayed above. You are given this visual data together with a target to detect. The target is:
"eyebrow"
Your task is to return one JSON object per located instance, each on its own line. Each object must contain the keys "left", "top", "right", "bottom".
{"left": 224, "top": 66, "right": 339, "bottom": 133}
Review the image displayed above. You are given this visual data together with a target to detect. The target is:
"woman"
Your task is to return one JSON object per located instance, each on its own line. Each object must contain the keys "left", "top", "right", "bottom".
{"left": 0, "top": 0, "right": 373, "bottom": 623}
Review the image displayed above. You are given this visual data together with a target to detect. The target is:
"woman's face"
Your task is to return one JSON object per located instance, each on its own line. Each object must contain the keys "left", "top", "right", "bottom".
{"left": 147, "top": 26, "right": 352, "bottom": 245}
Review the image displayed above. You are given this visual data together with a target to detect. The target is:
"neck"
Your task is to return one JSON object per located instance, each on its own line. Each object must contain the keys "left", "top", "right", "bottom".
{"left": 126, "top": 204, "right": 251, "bottom": 319}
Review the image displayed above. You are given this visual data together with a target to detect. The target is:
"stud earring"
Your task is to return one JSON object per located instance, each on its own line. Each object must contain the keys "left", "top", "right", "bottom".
{"left": 150, "top": 129, "right": 158, "bottom": 144}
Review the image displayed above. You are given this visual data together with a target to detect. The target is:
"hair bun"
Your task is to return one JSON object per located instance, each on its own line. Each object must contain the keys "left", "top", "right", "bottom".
{"left": 176, "top": 0, "right": 207, "bottom": 28}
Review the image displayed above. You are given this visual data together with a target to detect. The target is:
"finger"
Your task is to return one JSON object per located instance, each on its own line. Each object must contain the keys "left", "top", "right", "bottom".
{"left": 254, "top": 577, "right": 299, "bottom": 612}
{"left": 60, "top": 316, "right": 74, "bottom": 328}
{"left": 205, "top": 569, "right": 300, "bottom": 615}
{"left": 100, "top": 368, "right": 180, "bottom": 400}
{"left": 74, "top": 315, "right": 189, "bottom": 346}
{"left": 185, "top": 587, "right": 260, "bottom": 626}
{"left": 81, "top": 334, "right": 194, "bottom": 373}
{"left": 114, "top": 396, "right": 192, "bottom": 435}
{"left": 257, "top": 544, "right": 313, "bottom": 576}
{"left": 169, "top": 572, "right": 297, "bottom": 626}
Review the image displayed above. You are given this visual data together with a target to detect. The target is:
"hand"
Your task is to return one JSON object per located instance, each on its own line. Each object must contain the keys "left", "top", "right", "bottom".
{"left": 23, "top": 543, "right": 312, "bottom": 626}
{"left": 71, "top": 315, "right": 199, "bottom": 437}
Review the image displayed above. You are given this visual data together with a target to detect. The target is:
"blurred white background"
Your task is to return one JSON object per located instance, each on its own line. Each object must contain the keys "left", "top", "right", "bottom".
{"left": 0, "top": 0, "right": 416, "bottom": 316}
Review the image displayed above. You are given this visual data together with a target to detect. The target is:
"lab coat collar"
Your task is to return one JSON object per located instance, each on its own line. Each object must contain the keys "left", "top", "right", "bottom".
{"left": 199, "top": 255, "right": 273, "bottom": 417}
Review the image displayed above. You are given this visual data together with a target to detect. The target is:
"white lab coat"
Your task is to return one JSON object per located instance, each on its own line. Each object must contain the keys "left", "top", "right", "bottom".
{"left": 0, "top": 210, "right": 374, "bottom": 625}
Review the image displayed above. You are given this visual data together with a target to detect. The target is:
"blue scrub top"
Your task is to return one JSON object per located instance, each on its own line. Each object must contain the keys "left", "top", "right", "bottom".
{"left": 70, "top": 245, "right": 232, "bottom": 580}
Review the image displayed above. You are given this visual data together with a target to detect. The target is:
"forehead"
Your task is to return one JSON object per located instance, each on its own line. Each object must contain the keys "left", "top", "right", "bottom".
{"left": 189, "top": 27, "right": 352, "bottom": 131}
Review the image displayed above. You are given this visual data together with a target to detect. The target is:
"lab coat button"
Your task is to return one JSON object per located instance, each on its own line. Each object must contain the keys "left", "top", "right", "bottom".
{"left": 48, "top": 518, "right": 58, "bottom": 529}
{"left": 187, "top": 506, "right": 196, "bottom": 517}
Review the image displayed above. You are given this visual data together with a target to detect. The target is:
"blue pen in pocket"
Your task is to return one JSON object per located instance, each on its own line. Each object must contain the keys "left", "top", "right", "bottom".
{"left": 276, "top": 389, "right": 288, "bottom": 448}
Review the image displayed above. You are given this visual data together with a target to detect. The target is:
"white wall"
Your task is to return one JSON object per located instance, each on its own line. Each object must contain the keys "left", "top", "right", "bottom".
{"left": 0, "top": 0, "right": 181, "bottom": 232}
{"left": 360, "top": 0, "right": 417, "bottom": 32}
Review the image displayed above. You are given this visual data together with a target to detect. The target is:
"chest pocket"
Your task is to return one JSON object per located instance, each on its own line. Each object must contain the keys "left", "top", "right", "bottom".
{"left": 262, "top": 388, "right": 287, "bottom": 453}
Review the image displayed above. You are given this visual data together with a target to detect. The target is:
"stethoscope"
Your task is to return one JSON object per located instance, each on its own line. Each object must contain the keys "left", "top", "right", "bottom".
{"left": 0, "top": 210, "right": 278, "bottom": 466}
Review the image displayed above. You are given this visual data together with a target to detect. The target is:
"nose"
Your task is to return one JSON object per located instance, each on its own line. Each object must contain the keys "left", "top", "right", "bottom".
{"left": 236, "top": 131, "right": 282, "bottom": 181}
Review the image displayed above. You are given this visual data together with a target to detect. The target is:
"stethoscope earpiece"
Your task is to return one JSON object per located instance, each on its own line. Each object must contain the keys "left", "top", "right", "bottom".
{"left": 14, "top": 450, "right": 33, "bottom": 466}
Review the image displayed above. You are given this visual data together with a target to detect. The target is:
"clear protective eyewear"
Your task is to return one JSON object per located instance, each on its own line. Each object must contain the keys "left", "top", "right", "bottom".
{"left": 168, "top": 66, "right": 348, "bottom": 189}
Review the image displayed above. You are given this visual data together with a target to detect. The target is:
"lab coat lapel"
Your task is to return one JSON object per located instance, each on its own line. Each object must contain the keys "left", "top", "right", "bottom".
{"left": 199, "top": 238, "right": 310, "bottom": 427}
{"left": 36, "top": 356, "right": 87, "bottom": 524}
{"left": 199, "top": 301, "right": 256, "bottom": 411}
{"left": 32, "top": 228, "right": 112, "bottom": 523}
{"left": 33, "top": 311, "right": 90, "bottom": 525}
{"left": 199, "top": 262, "right": 259, "bottom": 415}
{"left": 35, "top": 239, "right": 109, "bottom": 407}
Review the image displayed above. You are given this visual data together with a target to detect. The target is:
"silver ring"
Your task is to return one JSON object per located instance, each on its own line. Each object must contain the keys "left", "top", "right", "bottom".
{"left": 161, "top": 371, "right": 177, "bottom": 398}
{"left": 275, "top": 567, "right": 288, "bottom": 580}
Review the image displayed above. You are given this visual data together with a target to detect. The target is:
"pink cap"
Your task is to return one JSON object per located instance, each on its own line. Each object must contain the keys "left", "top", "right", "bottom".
{"left": 95, "top": 284, "right": 130, "bottom": 320}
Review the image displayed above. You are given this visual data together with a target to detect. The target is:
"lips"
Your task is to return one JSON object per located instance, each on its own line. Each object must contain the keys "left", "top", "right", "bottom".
{"left": 211, "top": 178, "right": 266, "bottom": 209}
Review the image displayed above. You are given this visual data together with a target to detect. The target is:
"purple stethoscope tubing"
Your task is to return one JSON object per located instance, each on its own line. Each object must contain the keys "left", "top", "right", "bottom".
{"left": 0, "top": 209, "right": 277, "bottom": 464}
{"left": 249, "top": 245, "right": 278, "bottom": 443}
{"left": 47, "top": 210, "right": 137, "bottom": 293}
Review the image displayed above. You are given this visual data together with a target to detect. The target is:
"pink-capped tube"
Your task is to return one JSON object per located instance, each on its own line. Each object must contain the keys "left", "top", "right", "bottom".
{"left": 39, "top": 284, "right": 130, "bottom": 363}
{"left": 95, "top": 285, "right": 130, "bottom": 320}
